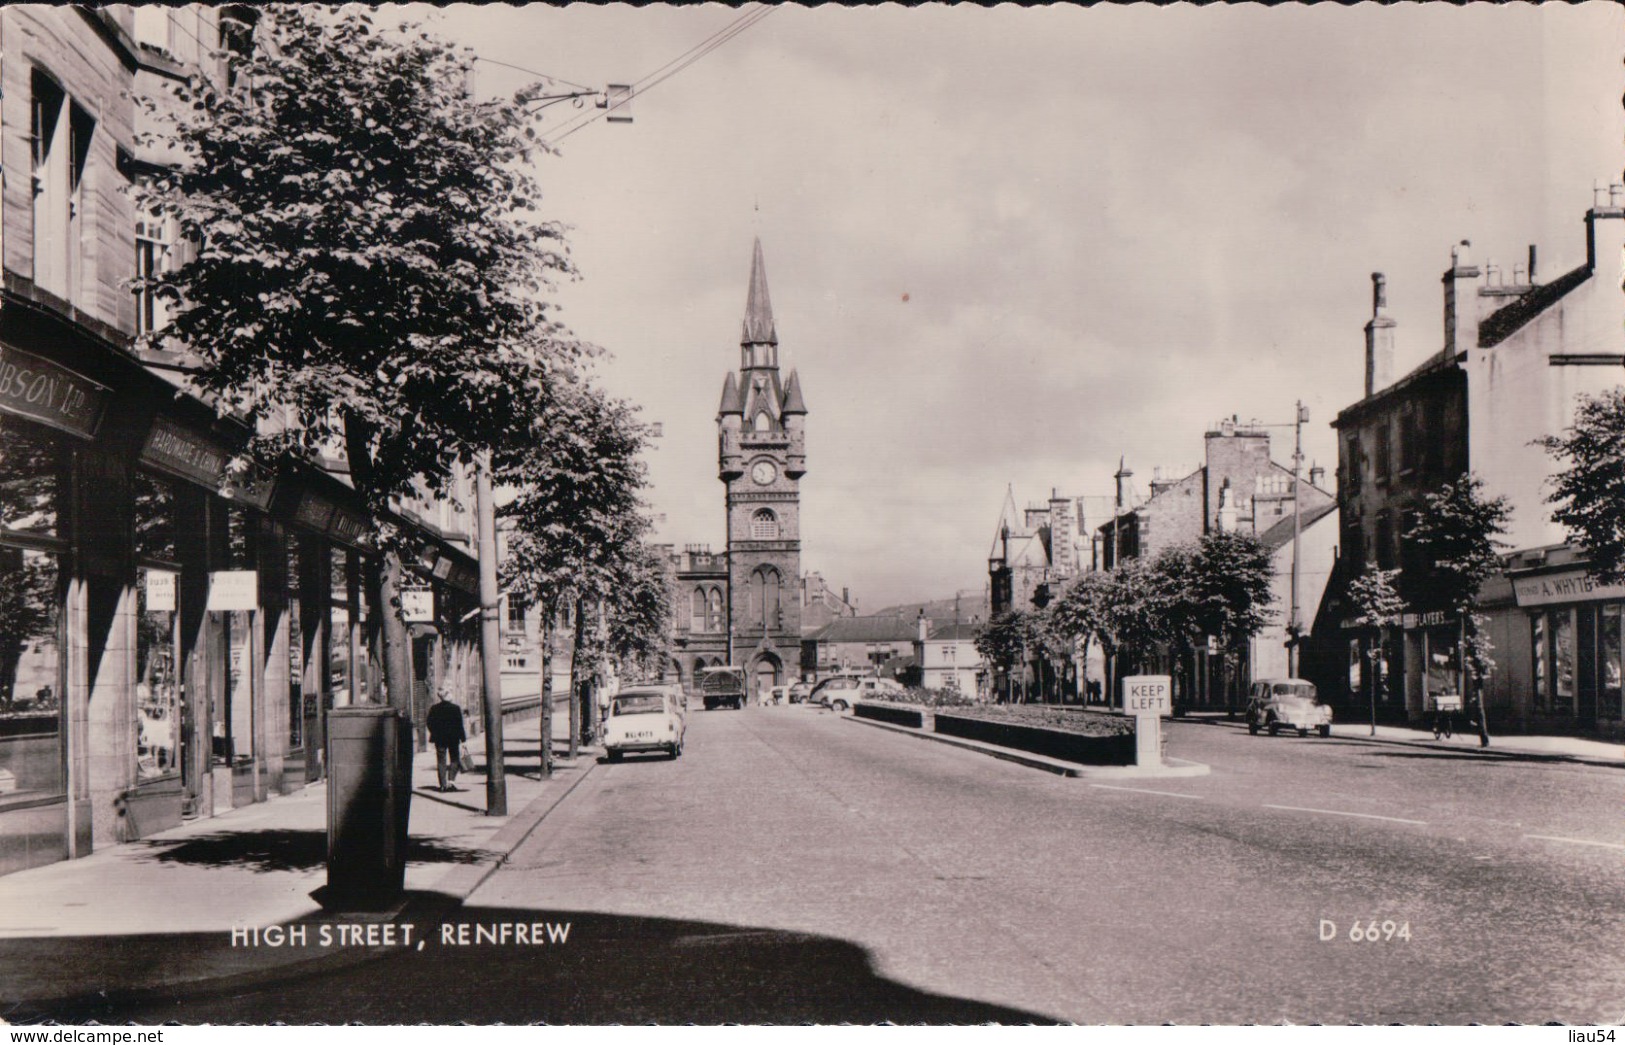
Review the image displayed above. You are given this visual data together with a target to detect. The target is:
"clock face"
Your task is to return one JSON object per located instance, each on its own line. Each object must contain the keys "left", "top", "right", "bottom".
{"left": 751, "top": 461, "right": 777, "bottom": 485}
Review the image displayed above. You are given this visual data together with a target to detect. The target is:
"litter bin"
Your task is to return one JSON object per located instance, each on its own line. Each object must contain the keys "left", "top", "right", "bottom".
{"left": 324, "top": 706, "right": 414, "bottom": 910}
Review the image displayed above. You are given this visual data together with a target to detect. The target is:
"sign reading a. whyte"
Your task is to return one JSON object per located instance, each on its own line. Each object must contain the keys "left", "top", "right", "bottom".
{"left": 1512, "top": 568, "right": 1625, "bottom": 608}
{"left": 0, "top": 344, "right": 108, "bottom": 438}
{"left": 1121, "top": 675, "right": 1171, "bottom": 716}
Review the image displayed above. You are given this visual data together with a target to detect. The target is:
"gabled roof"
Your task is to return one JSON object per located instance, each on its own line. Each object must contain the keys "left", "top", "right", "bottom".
{"left": 781, "top": 368, "right": 807, "bottom": 415}
{"left": 1332, "top": 349, "right": 1464, "bottom": 428}
{"left": 1256, "top": 501, "right": 1338, "bottom": 554}
{"left": 1478, "top": 262, "right": 1591, "bottom": 348}
{"left": 717, "top": 370, "right": 744, "bottom": 415}
{"left": 927, "top": 622, "right": 981, "bottom": 641}
{"left": 811, "top": 616, "right": 920, "bottom": 644}
{"left": 741, "top": 237, "right": 778, "bottom": 346}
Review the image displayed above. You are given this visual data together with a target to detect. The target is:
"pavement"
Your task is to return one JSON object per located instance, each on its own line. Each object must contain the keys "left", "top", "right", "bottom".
{"left": 0, "top": 710, "right": 599, "bottom": 1015}
{"left": 1169, "top": 709, "right": 1625, "bottom": 767}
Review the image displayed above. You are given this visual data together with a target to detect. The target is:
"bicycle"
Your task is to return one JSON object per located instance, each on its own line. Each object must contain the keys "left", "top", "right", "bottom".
{"left": 1429, "top": 693, "right": 1463, "bottom": 740}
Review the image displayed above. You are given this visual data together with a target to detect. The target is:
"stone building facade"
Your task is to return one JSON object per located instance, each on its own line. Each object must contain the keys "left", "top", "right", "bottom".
{"left": 0, "top": 7, "right": 484, "bottom": 878}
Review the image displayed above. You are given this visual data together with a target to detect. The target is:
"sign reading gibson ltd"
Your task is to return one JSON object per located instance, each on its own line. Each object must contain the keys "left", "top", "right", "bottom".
{"left": 0, "top": 344, "right": 108, "bottom": 438}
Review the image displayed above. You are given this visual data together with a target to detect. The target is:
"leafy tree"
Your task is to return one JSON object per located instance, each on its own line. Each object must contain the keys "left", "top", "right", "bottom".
{"left": 500, "top": 383, "right": 654, "bottom": 757}
{"left": 1540, "top": 387, "right": 1625, "bottom": 582}
{"left": 1045, "top": 571, "right": 1115, "bottom": 703}
{"left": 136, "top": 8, "right": 580, "bottom": 712}
{"left": 1348, "top": 565, "right": 1403, "bottom": 735}
{"left": 1401, "top": 475, "right": 1512, "bottom": 615}
{"left": 1401, "top": 474, "right": 1511, "bottom": 745}
{"left": 1164, "top": 532, "right": 1275, "bottom": 703}
{"left": 975, "top": 610, "right": 1033, "bottom": 701}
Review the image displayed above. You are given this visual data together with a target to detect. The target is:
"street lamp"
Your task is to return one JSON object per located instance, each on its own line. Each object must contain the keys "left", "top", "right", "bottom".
{"left": 473, "top": 73, "right": 631, "bottom": 816}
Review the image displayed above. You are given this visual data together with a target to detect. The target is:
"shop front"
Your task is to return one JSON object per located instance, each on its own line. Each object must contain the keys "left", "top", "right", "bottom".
{"left": 1507, "top": 564, "right": 1625, "bottom": 735}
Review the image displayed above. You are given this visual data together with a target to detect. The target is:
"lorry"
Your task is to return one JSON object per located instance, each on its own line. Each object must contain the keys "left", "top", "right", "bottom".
{"left": 698, "top": 666, "right": 747, "bottom": 711}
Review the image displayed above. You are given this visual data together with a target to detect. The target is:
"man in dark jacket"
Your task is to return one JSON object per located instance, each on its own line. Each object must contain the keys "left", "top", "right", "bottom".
{"left": 425, "top": 687, "right": 467, "bottom": 792}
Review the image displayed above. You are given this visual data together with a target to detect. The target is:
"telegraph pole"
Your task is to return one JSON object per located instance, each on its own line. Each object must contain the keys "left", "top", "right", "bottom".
{"left": 1289, "top": 402, "right": 1308, "bottom": 677}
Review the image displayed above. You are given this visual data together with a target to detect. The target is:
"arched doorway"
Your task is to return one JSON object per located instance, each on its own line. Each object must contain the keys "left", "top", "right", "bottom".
{"left": 751, "top": 654, "right": 780, "bottom": 704}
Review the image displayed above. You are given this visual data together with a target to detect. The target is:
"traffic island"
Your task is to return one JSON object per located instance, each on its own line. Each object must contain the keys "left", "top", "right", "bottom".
{"left": 847, "top": 701, "right": 1209, "bottom": 779}
{"left": 852, "top": 701, "right": 929, "bottom": 729}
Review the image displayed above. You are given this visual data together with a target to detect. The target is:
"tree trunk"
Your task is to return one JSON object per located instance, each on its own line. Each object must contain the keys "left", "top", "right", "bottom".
{"left": 538, "top": 617, "right": 553, "bottom": 778}
{"left": 567, "top": 594, "right": 584, "bottom": 759}
{"left": 376, "top": 551, "right": 414, "bottom": 714}
{"left": 341, "top": 413, "right": 411, "bottom": 714}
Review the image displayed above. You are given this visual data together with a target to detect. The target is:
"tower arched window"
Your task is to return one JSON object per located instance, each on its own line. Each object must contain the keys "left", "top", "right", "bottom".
{"left": 754, "top": 411, "right": 772, "bottom": 432}
{"left": 751, "top": 509, "right": 779, "bottom": 540}
{"left": 750, "top": 566, "right": 782, "bottom": 630}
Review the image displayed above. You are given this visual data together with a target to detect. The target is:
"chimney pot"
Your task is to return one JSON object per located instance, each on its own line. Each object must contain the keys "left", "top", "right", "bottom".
{"left": 1528, "top": 244, "right": 1538, "bottom": 283}
{"left": 1372, "top": 272, "right": 1387, "bottom": 312}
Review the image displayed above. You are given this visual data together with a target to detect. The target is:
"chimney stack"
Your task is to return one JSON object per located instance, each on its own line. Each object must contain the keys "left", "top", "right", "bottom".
{"left": 1528, "top": 244, "right": 1538, "bottom": 285}
{"left": 1309, "top": 462, "right": 1325, "bottom": 488}
{"left": 1365, "top": 272, "right": 1396, "bottom": 397}
{"left": 1443, "top": 240, "right": 1481, "bottom": 358}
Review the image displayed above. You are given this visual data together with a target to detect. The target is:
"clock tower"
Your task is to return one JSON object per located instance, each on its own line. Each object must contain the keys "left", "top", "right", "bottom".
{"left": 718, "top": 239, "right": 807, "bottom": 698}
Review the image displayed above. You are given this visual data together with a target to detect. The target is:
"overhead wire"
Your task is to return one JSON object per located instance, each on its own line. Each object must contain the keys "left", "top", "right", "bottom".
{"left": 544, "top": 5, "right": 776, "bottom": 145}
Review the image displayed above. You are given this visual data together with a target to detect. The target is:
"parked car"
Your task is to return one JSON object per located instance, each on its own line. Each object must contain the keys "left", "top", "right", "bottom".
{"left": 787, "top": 681, "right": 812, "bottom": 704}
{"left": 1245, "top": 678, "right": 1333, "bottom": 737}
{"left": 603, "top": 687, "right": 686, "bottom": 760}
{"left": 811, "top": 675, "right": 906, "bottom": 712}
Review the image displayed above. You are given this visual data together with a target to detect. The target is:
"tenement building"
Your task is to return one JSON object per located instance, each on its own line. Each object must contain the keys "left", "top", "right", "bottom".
{"left": 0, "top": 7, "right": 482, "bottom": 877}
{"left": 1320, "top": 187, "right": 1625, "bottom": 737}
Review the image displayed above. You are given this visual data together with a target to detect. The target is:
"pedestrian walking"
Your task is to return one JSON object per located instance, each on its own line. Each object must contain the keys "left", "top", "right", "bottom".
{"left": 426, "top": 687, "right": 467, "bottom": 792}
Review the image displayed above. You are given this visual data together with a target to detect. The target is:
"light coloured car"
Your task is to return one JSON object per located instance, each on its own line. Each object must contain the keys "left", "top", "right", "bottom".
{"left": 604, "top": 687, "right": 687, "bottom": 760}
{"left": 1246, "top": 678, "right": 1333, "bottom": 738}
{"left": 812, "top": 675, "right": 907, "bottom": 713}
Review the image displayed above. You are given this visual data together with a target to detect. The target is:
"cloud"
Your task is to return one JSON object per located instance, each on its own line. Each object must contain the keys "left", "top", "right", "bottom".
{"left": 435, "top": 2, "right": 1624, "bottom": 608}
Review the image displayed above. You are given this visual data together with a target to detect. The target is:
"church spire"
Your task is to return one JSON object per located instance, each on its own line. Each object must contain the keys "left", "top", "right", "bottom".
{"left": 740, "top": 237, "right": 778, "bottom": 347}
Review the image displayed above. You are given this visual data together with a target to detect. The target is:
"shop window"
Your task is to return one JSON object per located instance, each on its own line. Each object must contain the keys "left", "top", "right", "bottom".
{"left": 1603, "top": 604, "right": 1623, "bottom": 719}
{"left": 134, "top": 473, "right": 176, "bottom": 561}
{"left": 214, "top": 609, "right": 255, "bottom": 766}
{"left": 0, "top": 548, "right": 64, "bottom": 804}
{"left": 0, "top": 419, "right": 61, "bottom": 537}
{"left": 1552, "top": 611, "right": 1575, "bottom": 712}
{"left": 330, "top": 548, "right": 355, "bottom": 707}
{"left": 1531, "top": 614, "right": 1548, "bottom": 711}
{"left": 136, "top": 568, "right": 180, "bottom": 780}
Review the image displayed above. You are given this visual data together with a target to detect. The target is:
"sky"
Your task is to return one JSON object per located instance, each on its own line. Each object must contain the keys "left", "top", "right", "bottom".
{"left": 412, "top": 2, "right": 1621, "bottom": 612}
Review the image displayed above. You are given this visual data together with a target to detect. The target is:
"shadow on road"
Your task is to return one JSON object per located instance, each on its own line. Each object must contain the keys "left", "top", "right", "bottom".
{"left": 1357, "top": 747, "right": 1625, "bottom": 770}
{"left": 5, "top": 898, "right": 1058, "bottom": 1025}
{"left": 131, "top": 829, "right": 489, "bottom": 874}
